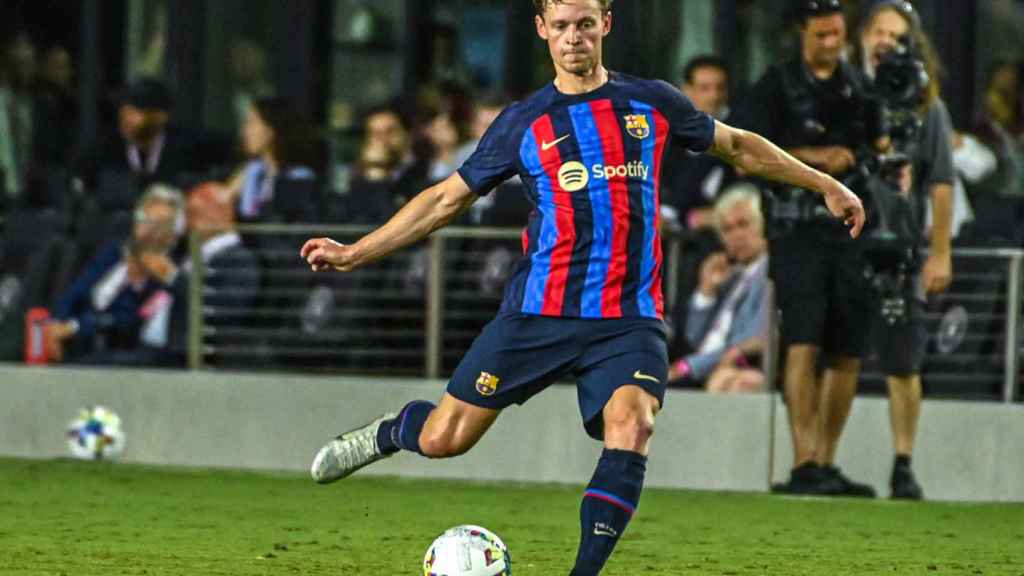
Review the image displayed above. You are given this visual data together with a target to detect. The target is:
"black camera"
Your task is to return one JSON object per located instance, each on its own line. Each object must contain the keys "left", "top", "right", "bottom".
{"left": 874, "top": 34, "right": 928, "bottom": 154}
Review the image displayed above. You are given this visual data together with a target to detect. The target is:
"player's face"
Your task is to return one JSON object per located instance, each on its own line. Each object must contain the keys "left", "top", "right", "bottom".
{"left": 683, "top": 66, "right": 729, "bottom": 117}
{"left": 718, "top": 201, "right": 765, "bottom": 265}
{"left": 861, "top": 9, "right": 909, "bottom": 72}
{"left": 535, "top": 0, "right": 611, "bottom": 77}
{"left": 801, "top": 14, "right": 846, "bottom": 69}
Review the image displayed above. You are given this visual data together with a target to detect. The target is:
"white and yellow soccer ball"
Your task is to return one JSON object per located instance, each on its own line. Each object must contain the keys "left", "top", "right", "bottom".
{"left": 66, "top": 405, "right": 126, "bottom": 460}
{"left": 423, "top": 525, "right": 511, "bottom": 576}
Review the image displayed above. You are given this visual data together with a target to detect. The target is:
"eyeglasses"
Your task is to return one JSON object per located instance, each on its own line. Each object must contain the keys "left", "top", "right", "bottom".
{"left": 134, "top": 209, "right": 172, "bottom": 228}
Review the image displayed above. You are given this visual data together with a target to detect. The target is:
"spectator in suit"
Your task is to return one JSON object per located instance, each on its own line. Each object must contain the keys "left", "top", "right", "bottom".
{"left": 74, "top": 78, "right": 218, "bottom": 198}
{"left": 668, "top": 183, "right": 769, "bottom": 393}
{"left": 336, "top": 103, "right": 428, "bottom": 224}
{"left": 226, "top": 97, "right": 321, "bottom": 224}
{"left": 46, "top": 184, "right": 185, "bottom": 363}
{"left": 135, "top": 181, "right": 261, "bottom": 367}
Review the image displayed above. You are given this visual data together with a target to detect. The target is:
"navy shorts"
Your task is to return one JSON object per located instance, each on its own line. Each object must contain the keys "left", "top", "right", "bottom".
{"left": 447, "top": 312, "right": 668, "bottom": 440}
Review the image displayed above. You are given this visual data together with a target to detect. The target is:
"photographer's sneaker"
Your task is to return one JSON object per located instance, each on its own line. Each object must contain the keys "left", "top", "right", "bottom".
{"left": 771, "top": 462, "right": 845, "bottom": 496}
{"left": 824, "top": 465, "right": 877, "bottom": 498}
{"left": 311, "top": 412, "right": 396, "bottom": 484}
{"left": 891, "top": 464, "right": 924, "bottom": 500}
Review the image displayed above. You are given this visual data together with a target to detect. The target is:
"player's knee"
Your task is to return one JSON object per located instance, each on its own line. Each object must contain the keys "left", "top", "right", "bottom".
{"left": 603, "top": 409, "right": 655, "bottom": 449}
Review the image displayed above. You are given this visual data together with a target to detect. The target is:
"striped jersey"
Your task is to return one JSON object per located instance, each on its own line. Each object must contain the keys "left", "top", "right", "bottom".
{"left": 457, "top": 72, "right": 715, "bottom": 320}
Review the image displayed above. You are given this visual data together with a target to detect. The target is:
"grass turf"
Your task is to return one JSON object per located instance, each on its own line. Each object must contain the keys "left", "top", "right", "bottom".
{"left": 1, "top": 458, "right": 1023, "bottom": 575}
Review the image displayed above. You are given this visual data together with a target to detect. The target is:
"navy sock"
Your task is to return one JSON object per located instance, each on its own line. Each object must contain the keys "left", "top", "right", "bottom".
{"left": 375, "top": 401, "right": 435, "bottom": 456}
{"left": 570, "top": 449, "right": 647, "bottom": 576}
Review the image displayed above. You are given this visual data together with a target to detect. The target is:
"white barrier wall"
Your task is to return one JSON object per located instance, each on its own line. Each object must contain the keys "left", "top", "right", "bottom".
{"left": 2, "top": 365, "right": 1022, "bottom": 501}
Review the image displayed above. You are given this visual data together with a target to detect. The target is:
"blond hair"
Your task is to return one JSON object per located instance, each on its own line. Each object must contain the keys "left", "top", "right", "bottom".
{"left": 533, "top": 0, "right": 613, "bottom": 17}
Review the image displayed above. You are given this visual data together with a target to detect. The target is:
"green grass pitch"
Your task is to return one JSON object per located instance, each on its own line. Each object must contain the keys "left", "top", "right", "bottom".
{"left": 2, "top": 457, "right": 1023, "bottom": 575}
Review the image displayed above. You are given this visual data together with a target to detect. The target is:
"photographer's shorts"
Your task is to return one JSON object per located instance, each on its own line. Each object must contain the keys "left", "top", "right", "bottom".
{"left": 770, "top": 225, "right": 872, "bottom": 359}
{"left": 873, "top": 283, "right": 929, "bottom": 377}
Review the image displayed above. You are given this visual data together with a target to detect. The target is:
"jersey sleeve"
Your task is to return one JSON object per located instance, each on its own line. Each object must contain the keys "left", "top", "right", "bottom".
{"left": 652, "top": 80, "right": 715, "bottom": 154}
{"left": 456, "top": 106, "right": 522, "bottom": 196}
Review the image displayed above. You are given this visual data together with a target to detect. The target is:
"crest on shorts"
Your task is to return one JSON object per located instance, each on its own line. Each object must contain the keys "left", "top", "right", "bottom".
{"left": 624, "top": 114, "right": 650, "bottom": 139}
{"left": 476, "top": 372, "right": 500, "bottom": 396}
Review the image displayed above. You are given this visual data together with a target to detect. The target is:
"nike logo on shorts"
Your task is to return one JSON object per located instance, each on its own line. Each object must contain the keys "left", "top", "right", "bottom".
{"left": 541, "top": 134, "right": 570, "bottom": 151}
{"left": 633, "top": 370, "right": 659, "bottom": 383}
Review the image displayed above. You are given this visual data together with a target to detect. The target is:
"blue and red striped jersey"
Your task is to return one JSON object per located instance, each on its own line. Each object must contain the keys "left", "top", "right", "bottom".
{"left": 457, "top": 72, "right": 715, "bottom": 320}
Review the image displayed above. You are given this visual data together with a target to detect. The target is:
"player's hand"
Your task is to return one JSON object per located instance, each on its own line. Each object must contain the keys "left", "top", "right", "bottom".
{"left": 922, "top": 251, "right": 952, "bottom": 294}
{"left": 821, "top": 178, "right": 865, "bottom": 238}
{"left": 698, "top": 252, "right": 731, "bottom": 297}
{"left": 301, "top": 237, "right": 357, "bottom": 272}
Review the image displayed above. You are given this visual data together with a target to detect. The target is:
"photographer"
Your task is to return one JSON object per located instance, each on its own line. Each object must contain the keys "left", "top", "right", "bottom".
{"left": 856, "top": 0, "right": 954, "bottom": 500}
{"left": 734, "top": 0, "right": 877, "bottom": 496}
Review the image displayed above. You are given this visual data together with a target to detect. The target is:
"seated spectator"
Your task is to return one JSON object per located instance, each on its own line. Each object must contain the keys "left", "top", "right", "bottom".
{"left": 421, "top": 105, "right": 471, "bottom": 184}
{"left": 74, "top": 78, "right": 220, "bottom": 196}
{"left": 134, "top": 182, "right": 260, "bottom": 367}
{"left": 226, "top": 97, "right": 320, "bottom": 223}
{"left": 0, "top": 33, "right": 68, "bottom": 204}
{"left": 34, "top": 45, "right": 77, "bottom": 165}
{"left": 451, "top": 93, "right": 530, "bottom": 226}
{"left": 662, "top": 54, "right": 736, "bottom": 231}
{"left": 668, "top": 183, "right": 769, "bottom": 393}
{"left": 973, "top": 60, "right": 1023, "bottom": 200}
{"left": 982, "top": 60, "right": 1022, "bottom": 139}
{"left": 335, "top": 103, "right": 427, "bottom": 224}
{"left": 930, "top": 130, "right": 994, "bottom": 242}
{"left": 46, "top": 184, "right": 185, "bottom": 363}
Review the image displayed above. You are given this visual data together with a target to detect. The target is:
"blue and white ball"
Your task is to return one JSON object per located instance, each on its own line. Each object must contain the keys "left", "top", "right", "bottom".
{"left": 66, "top": 405, "right": 126, "bottom": 460}
{"left": 423, "top": 525, "right": 511, "bottom": 576}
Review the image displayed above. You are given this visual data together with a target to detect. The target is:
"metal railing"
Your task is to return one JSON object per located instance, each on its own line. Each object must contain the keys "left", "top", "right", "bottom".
{"left": 186, "top": 225, "right": 1022, "bottom": 402}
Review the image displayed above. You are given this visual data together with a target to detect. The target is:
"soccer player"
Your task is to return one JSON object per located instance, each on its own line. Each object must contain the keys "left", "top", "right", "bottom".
{"left": 301, "top": 1, "right": 864, "bottom": 574}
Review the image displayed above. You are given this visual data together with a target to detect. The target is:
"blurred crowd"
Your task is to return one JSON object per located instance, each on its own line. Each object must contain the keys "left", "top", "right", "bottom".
{"left": 0, "top": 29, "right": 1022, "bottom": 384}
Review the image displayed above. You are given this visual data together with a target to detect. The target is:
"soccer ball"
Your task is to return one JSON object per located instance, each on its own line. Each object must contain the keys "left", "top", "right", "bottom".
{"left": 423, "top": 525, "right": 511, "bottom": 576}
{"left": 66, "top": 405, "right": 126, "bottom": 460}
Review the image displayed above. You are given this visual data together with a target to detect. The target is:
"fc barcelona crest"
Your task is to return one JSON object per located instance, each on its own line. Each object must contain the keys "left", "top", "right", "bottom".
{"left": 476, "top": 372, "right": 500, "bottom": 396}
{"left": 624, "top": 114, "right": 650, "bottom": 139}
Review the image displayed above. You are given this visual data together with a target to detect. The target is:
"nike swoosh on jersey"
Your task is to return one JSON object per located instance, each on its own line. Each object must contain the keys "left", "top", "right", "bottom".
{"left": 593, "top": 527, "right": 618, "bottom": 537}
{"left": 633, "top": 370, "right": 660, "bottom": 383}
{"left": 541, "top": 134, "right": 571, "bottom": 151}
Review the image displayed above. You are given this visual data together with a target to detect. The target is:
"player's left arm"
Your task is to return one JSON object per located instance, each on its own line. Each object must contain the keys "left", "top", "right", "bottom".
{"left": 302, "top": 173, "right": 477, "bottom": 272}
{"left": 709, "top": 120, "right": 865, "bottom": 238}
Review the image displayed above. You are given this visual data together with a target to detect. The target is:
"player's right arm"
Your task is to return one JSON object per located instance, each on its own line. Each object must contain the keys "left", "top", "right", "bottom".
{"left": 709, "top": 120, "right": 865, "bottom": 238}
{"left": 301, "top": 173, "right": 477, "bottom": 272}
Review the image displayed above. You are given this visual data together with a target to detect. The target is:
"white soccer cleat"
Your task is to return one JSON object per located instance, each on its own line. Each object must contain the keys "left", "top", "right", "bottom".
{"left": 310, "top": 412, "right": 397, "bottom": 484}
